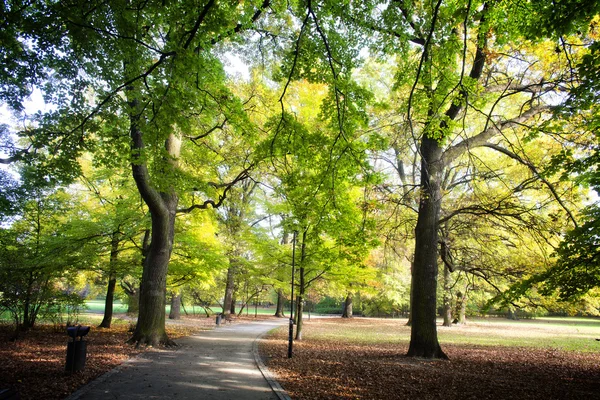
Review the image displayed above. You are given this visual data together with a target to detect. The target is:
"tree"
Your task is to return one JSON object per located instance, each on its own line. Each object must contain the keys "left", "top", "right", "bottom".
{"left": 327, "top": 0, "right": 600, "bottom": 358}
{"left": 260, "top": 77, "right": 377, "bottom": 339}
{"left": 0, "top": 187, "right": 84, "bottom": 333}
{"left": 218, "top": 180, "right": 257, "bottom": 319}
{"left": 72, "top": 163, "right": 149, "bottom": 328}
{"left": 1, "top": 0, "right": 277, "bottom": 346}
{"left": 498, "top": 40, "right": 600, "bottom": 303}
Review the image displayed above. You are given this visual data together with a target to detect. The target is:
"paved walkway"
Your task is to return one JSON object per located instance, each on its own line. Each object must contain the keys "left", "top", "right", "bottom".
{"left": 67, "top": 319, "right": 289, "bottom": 400}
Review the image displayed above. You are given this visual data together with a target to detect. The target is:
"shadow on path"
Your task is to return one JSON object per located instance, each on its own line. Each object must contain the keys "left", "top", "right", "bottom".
{"left": 67, "top": 319, "right": 289, "bottom": 400}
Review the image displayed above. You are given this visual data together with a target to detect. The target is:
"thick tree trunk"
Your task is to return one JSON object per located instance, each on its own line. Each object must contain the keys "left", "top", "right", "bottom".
{"left": 222, "top": 261, "right": 237, "bottom": 317}
{"left": 342, "top": 293, "right": 353, "bottom": 318}
{"left": 128, "top": 120, "right": 180, "bottom": 347}
{"left": 129, "top": 200, "right": 176, "bottom": 346}
{"left": 230, "top": 295, "right": 236, "bottom": 315}
{"left": 274, "top": 289, "right": 285, "bottom": 318}
{"left": 442, "top": 265, "right": 452, "bottom": 327}
{"left": 169, "top": 292, "right": 181, "bottom": 320}
{"left": 407, "top": 136, "right": 447, "bottom": 359}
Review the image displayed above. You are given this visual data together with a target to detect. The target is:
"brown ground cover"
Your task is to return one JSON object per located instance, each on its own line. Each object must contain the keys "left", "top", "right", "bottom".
{"left": 0, "top": 315, "right": 214, "bottom": 400}
{"left": 260, "top": 318, "right": 600, "bottom": 400}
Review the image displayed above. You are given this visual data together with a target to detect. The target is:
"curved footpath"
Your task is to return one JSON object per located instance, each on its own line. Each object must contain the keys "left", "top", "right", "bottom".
{"left": 66, "top": 319, "right": 291, "bottom": 400}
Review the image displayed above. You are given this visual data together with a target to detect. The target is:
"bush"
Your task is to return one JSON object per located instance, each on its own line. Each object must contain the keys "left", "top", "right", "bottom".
{"left": 314, "top": 297, "right": 343, "bottom": 314}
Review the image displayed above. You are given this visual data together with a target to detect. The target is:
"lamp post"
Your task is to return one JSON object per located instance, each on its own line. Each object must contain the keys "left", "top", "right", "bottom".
{"left": 288, "top": 230, "right": 297, "bottom": 359}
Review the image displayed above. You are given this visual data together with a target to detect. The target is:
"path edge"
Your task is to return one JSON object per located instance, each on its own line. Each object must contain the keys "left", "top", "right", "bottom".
{"left": 254, "top": 326, "right": 292, "bottom": 400}
{"left": 64, "top": 351, "right": 148, "bottom": 400}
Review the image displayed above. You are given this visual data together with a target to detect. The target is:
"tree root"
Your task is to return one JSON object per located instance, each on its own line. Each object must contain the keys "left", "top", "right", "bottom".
{"left": 127, "top": 333, "right": 178, "bottom": 348}
{"left": 407, "top": 344, "right": 449, "bottom": 360}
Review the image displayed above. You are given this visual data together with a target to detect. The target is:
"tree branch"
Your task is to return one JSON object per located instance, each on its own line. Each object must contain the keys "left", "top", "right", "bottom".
{"left": 442, "top": 105, "right": 552, "bottom": 165}
{"left": 483, "top": 143, "right": 579, "bottom": 228}
{"left": 177, "top": 164, "right": 254, "bottom": 214}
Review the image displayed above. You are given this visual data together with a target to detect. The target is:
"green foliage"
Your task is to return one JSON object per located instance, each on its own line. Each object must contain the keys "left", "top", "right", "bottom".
{"left": 314, "top": 296, "right": 343, "bottom": 314}
{"left": 542, "top": 206, "right": 600, "bottom": 300}
{"left": 0, "top": 190, "right": 87, "bottom": 329}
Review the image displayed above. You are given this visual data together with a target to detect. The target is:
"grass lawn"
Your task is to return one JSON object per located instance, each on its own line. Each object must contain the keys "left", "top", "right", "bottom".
{"left": 437, "top": 316, "right": 600, "bottom": 352}
{"left": 84, "top": 299, "right": 129, "bottom": 314}
{"left": 261, "top": 317, "right": 600, "bottom": 399}
{"left": 82, "top": 299, "right": 278, "bottom": 317}
{"left": 298, "top": 316, "right": 600, "bottom": 352}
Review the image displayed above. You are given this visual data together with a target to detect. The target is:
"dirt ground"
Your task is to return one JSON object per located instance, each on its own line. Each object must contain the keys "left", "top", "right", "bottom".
{"left": 260, "top": 319, "right": 600, "bottom": 400}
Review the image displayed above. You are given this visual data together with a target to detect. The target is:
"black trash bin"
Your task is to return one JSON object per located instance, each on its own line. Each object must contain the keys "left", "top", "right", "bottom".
{"left": 216, "top": 314, "right": 222, "bottom": 326}
{"left": 65, "top": 325, "right": 90, "bottom": 374}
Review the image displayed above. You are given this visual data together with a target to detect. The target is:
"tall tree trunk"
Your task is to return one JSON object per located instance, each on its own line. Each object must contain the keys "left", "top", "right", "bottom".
{"left": 222, "top": 260, "right": 237, "bottom": 317}
{"left": 442, "top": 265, "right": 452, "bottom": 327}
{"left": 99, "top": 231, "right": 120, "bottom": 328}
{"left": 342, "top": 292, "right": 353, "bottom": 318}
{"left": 294, "top": 232, "right": 307, "bottom": 340}
{"left": 22, "top": 273, "right": 33, "bottom": 330}
{"left": 130, "top": 201, "right": 176, "bottom": 346}
{"left": 128, "top": 119, "right": 180, "bottom": 346}
{"left": 456, "top": 291, "right": 467, "bottom": 324}
{"left": 407, "top": 136, "right": 447, "bottom": 359}
{"left": 406, "top": 256, "right": 414, "bottom": 326}
{"left": 169, "top": 292, "right": 181, "bottom": 320}
{"left": 295, "top": 293, "right": 304, "bottom": 340}
{"left": 406, "top": 8, "right": 489, "bottom": 359}
{"left": 230, "top": 294, "right": 236, "bottom": 315}
{"left": 274, "top": 289, "right": 285, "bottom": 318}
{"left": 99, "top": 272, "right": 117, "bottom": 328}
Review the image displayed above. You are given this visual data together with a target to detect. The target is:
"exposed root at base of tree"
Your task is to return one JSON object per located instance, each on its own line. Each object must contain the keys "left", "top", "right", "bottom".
{"left": 407, "top": 345, "right": 449, "bottom": 360}
{"left": 127, "top": 334, "right": 178, "bottom": 348}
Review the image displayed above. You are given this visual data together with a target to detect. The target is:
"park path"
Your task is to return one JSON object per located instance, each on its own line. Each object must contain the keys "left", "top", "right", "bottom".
{"left": 67, "top": 319, "right": 289, "bottom": 400}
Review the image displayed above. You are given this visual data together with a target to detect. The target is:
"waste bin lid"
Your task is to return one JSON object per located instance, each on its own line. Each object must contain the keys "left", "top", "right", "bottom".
{"left": 67, "top": 325, "right": 90, "bottom": 338}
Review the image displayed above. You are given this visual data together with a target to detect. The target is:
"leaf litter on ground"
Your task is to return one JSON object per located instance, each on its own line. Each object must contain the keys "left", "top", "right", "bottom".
{"left": 0, "top": 314, "right": 218, "bottom": 400}
{"left": 260, "top": 318, "right": 600, "bottom": 400}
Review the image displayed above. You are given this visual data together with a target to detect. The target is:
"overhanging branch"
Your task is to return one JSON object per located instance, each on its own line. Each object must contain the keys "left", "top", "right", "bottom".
{"left": 177, "top": 164, "right": 254, "bottom": 214}
{"left": 483, "top": 143, "right": 578, "bottom": 228}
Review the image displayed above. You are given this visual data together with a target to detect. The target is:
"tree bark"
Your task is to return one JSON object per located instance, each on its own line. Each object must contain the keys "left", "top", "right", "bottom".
{"left": 342, "top": 292, "right": 353, "bottom": 318}
{"left": 99, "top": 231, "right": 120, "bottom": 328}
{"left": 407, "top": 135, "right": 448, "bottom": 359}
{"left": 294, "top": 232, "right": 307, "bottom": 340}
{"left": 128, "top": 117, "right": 181, "bottom": 346}
{"left": 442, "top": 265, "right": 452, "bottom": 327}
{"left": 130, "top": 202, "right": 176, "bottom": 346}
{"left": 406, "top": 256, "right": 414, "bottom": 326}
{"left": 222, "top": 259, "right": 237, "bottom": 317}
{"left": 274, "top": 288, "right": 285, "bottom": 317}
{"left": 124, "top": 286, "right": 139, "bottom": 314}
{"left": 169, "top": 292, "right": 181, "bottom": 320}
{"left": 230, "top": 294, "right": 236, "bottom": 315}
{"left": 457, "top": 291, "right": 467, "bottom": 324}
{"left": 99, "top": 272, "right": 117, "bottom": 328}
{"left": 295, "top": 293, "right": 304, "bottom": 340}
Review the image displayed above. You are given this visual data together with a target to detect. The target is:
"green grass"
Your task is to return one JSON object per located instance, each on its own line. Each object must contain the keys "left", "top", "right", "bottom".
{"left": 437, "top": 317, "right": 600, "bottom": 352}
{"left": 300, "top": 316, "right": 600, "bottom": 353}
{"left": 84, "top": 299, "right": 129, "bottom": 314}
{"left": 82, "top": 300, "right": 279, "bottom": 316}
